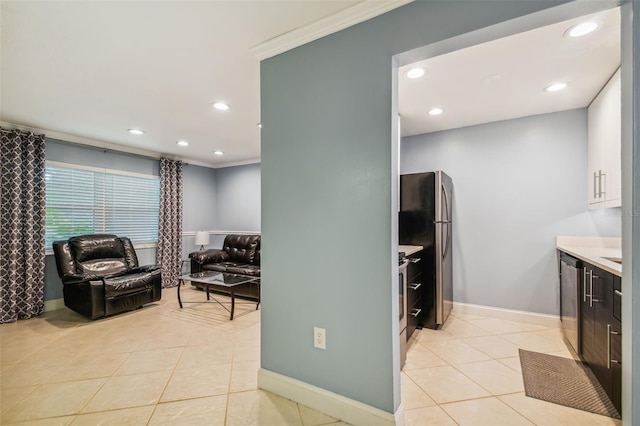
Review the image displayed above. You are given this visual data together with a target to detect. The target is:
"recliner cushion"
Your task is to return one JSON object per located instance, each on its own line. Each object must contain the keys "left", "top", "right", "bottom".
{"left": 103, "top": 272, "right": 157, "bottom": 298}
{"left": 70, "top": 234, "right": 124, "bottom": 263}
{"left": 78, "top": 259, "right": 128, "bottom": 277}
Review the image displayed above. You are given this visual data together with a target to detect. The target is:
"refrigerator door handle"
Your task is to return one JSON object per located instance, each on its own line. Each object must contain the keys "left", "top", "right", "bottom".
{"left": 441, "top": 183, "right": 451, "bottom": 259}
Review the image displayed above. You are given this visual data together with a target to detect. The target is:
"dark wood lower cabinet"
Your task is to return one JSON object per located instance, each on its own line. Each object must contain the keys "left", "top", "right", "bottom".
{"left": 406, "top": 250, "right": 423, "bottom": 341}
{"left": 580, "top": 263, "right": 622, "bottom": 414}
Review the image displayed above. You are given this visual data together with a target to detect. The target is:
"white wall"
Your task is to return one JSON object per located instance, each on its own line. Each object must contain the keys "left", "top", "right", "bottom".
{"left": 401, "top": 109, "right": 621, "bottom": 315}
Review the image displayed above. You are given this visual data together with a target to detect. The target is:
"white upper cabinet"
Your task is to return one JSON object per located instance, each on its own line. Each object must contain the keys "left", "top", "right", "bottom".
{"left": 588, "top": 68, "right": 621, "bottom": 209}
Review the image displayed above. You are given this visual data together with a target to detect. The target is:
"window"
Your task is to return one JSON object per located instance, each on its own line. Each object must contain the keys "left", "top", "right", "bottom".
{"left": 45, "top": 162, "right": 160, "bottom": 247}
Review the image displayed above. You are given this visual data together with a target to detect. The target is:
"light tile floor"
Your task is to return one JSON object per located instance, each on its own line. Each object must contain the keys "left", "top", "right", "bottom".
{"left": 0, "top": 288, "right": 622, "bottom": 426}
{"left": 402, "top": 313, "right": 622, "bottom": 426}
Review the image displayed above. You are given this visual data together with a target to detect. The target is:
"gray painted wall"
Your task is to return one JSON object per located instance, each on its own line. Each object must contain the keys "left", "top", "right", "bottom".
{"left": 215, "top": 163, "right": 261, "bottom": 231}
{"left": 401, "top": 109, "right": 621, "bottom": 315}
{"left": 46, "top": 139, "right": 160, "bottom": 176}
{"left": 44, "top": 140, "right": 163, "bottom": 301}
{"left": 43, "top": 140, "right": 259, "bottom": 301}
{"left": 260, "top": 0, "right": 577, "bottom": 414}
{"left": 182, "top": 164, "right": 217, "bottom": 258}
{"left": 620, "top": 1, "right": 639, "bottom": 423}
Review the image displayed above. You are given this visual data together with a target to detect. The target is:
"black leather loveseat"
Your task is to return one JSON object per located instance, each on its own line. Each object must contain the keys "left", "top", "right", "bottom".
{"left": 53, "top": 234, "right": 162, "bottom": 319}
{"left": 189, "top": 234, "right": 260, "bottom": 299}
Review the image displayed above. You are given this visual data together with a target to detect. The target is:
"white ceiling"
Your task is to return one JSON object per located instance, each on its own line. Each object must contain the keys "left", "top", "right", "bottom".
{"left": 1, "top": 0, "right": 405, "bottom": 168}
{"left": 399, "top": 7, "right": 620, "bottom": 137}
{"left": 2, "top": 3, "right": 621, "bottom": 167}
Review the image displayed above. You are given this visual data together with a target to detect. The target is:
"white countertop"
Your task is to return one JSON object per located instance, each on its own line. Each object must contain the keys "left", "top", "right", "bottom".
{"left": 399, "top": 245, "right": 423, "bottom": 257}
{"left": 556, "top": 236, "right": 622, "bottom": 277}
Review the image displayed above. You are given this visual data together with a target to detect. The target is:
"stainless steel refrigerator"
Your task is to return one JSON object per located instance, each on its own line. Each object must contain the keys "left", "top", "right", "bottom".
{"left": 399, "top": 171, "right": 453, "bottom": 329}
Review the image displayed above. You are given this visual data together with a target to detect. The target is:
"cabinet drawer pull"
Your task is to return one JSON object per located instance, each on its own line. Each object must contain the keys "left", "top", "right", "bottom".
{"left": 409, "top": 283, "right": 422, "bottom": 291}
{"left": 615, "top": 289, "right": 623, "bottom": 297}
{"left": 607, "top": 324, "right": 622, "bottom": 369}
{"left": 410, "top": 308, "right": 422, "bottom": 317}
{"left": 409, "top": 258, "right": 421, "bottom": 263}
{"left": 607, "top": 324, "right": 611, "bottom": 369}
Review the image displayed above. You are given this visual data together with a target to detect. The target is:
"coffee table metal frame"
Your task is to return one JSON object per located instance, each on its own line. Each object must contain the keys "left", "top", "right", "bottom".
{"left": 177, "top": 271, "right": 260, "bottom": 320}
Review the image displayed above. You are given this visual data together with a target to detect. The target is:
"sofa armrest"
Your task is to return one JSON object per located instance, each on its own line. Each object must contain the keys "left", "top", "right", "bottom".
{"left": 189, "top": 249, "right": 230, "bottom": 264}
{"left": 62, "top": 273, "right": 101, "bottom": 285}
{"left": 129, "top": 264, "right": 161, "bottom": 274}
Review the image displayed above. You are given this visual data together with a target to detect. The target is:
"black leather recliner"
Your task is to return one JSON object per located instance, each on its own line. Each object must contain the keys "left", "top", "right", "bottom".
{"left": 53, "top": 234, "right": 162, "bottom": 319}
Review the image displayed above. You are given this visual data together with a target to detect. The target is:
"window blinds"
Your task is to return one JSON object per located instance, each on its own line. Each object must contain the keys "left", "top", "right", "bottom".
{"left": 45, "top": 163, "right": 160, "bottom": 247}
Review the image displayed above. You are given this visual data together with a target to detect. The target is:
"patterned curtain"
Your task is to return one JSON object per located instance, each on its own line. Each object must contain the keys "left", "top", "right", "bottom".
{"left": 0, "top": 128, "right": 46, "bottom": 323}
{"left": 157, "top": 158, "right": 183, "bottom": 288}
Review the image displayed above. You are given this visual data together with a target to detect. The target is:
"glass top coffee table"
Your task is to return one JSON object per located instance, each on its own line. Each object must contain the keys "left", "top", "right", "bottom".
{"left": 177, "top": 271, "right": 260, "bottom": 320}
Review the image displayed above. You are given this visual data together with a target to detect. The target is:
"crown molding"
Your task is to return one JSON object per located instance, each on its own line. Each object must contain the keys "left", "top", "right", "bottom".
{"left": 211, "top": 157, "right": 261, "bottom": 169}
{"left": 0, "top": 120, "right": 258, "bottom": 169}
{"left": 1, "top": 120, "right": 163, "bottom": 159}
{"left": 251, "top": 0, "right": 413, "bottom": 61}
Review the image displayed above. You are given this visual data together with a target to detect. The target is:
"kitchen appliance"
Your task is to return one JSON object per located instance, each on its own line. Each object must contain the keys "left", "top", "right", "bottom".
{"left": 399, "top": 171, "right": 453, "bottom": 329}
{"left": 398, "top": 252, "right": 409, "bottom": 367}
{"left": 559, "top": 252, "right": 582, "bottom": 353}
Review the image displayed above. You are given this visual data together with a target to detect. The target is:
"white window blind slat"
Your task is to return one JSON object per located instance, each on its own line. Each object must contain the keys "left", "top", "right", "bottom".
{"left": 45, "top": 164, "right": 160, "bottom": 247}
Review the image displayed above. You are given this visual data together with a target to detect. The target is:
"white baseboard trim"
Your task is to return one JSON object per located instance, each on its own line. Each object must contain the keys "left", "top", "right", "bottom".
{"left": 258, "top": 368, "right": 401, "bottom": 426}
{"left": 44, "top": 298, "right": 65, "bottom": 312}
{"left": 453, "top": 302, "right": 560, "bottom": 328}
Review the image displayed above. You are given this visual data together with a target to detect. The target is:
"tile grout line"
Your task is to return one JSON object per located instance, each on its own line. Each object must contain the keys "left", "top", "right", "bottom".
{"left": 412, "top": 318, "right": 569, "bottom": 425}
{"left": 146, "top": 341, "right": 187, "bottom": 424}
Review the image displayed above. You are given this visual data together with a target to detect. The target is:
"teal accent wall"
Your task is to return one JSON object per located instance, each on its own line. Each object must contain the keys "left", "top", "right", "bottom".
{"left": 258, "top": 0, "right": 619, "bottom": 414}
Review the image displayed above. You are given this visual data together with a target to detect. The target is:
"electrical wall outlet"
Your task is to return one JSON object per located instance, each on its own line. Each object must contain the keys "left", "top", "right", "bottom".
{"left": 313, "top": 327, "right": 326, "bottom": 350}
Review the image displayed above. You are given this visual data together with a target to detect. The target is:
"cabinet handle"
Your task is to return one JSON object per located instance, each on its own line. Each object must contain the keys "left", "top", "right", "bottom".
{"left": 410, "top": 308, "right": 422, "bottom": 317}
{"left": 593, "top": 172, "right": 598, "bottom": 199}
{"left": 599, "top": 171, "right": 606, "bottom": 198}
{"left": 588, "top": 270, "right": 594, "bottom": 307}
{"left": 583, "top": 268, "right": 588, "bottom": 302}
{"left": 590, "top": 274, "right": 601, "bottom": 303}
{"left": 410, "top": 258, "right": 421, "bottom": 263}
{"left": 615, "top": 289, "right": 623, "bottom": 297}
{"left": 608, "top": 324, "right": 622, "bottom": 369}
{"left": 409, "top": 283, "right": 422, "bottom": 290}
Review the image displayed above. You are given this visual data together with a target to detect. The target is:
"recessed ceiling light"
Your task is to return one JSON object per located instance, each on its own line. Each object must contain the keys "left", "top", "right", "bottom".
{"left": 405, "top": 67, "right": 426, "bottom": 79}
{"left": 213, "top": 150, "right": 224, "bottom": 155}
{"left": 428, "top": 108, "right": 444, "bottom": 116}
{"left": 213, "top": 102, "right": 230, "bottom": 111}
{"left": 544, "top": 82, "right": 568, "bottom": 92}
{"left": 566, "top": 21, "right": 598, "bottom": 37}
{"left": 176, "top": 140, "right": 189, "bottom": 147}
{"left": 128, "top": 129, "right": 144, "bottom": 135}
